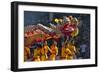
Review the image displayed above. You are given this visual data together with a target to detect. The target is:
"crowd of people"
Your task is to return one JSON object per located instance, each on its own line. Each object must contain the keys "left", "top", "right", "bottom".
{"left": 24, "top": 40, "right": 79, "bottom": 61}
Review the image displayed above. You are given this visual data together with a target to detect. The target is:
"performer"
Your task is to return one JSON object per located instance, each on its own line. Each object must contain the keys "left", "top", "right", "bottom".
{"left": 24, "top": 47, "right": 30, "bottom": 61}
{"left": 66, "top": 41, "right": 76, "bottom": 59}
{"left": 32, "top": 46, "right": 41, "bottom": 61}
{"left": 62, "top": 42, "right": 73, "bottom": 60}
{"left": 61, "top": 42, "right": 66, "bottom": 59}
{"left": 61, "top": 40, "right": 76, "bottom": 60}
{"left": 40, "top": 41, "right": 51, "bottom": 61}
{"left": 50, "top": 41, "right": 58, "bottom": 60}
